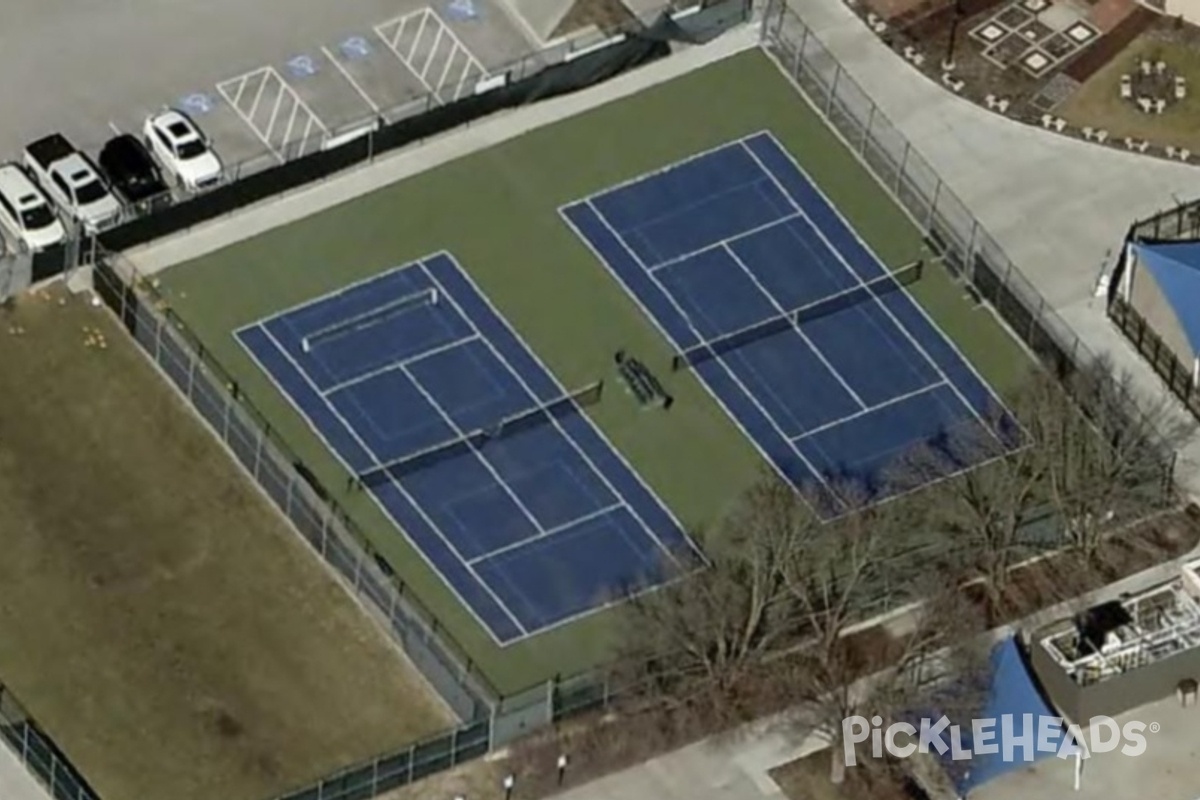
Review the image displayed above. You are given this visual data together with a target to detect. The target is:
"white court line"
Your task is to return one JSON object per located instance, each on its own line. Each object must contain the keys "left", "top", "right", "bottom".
{"left": 585, "top": 202, "right": 843, "bottom": 509}
{"left": 722, "top": 242, "right": 868, "bottom": 410}
{"left": 417, "top": 258, "right": 677, "bottom": 563}
{"left": 466, "top": 503, "right": 625, "bottom": 566}
{"left": 744, "top": 130, "right": 1020, "bottom": 436}
{"left": 738, "top": 139, "right": 999, "bottom": 445}
{"left": 558, "top": 202, "right": 823, "bottom": 514}
{"left": 399, "top": 361, "right": 546, "bottom": 533}
{"left": 319, "top": 334, "right": 481, "bottom": 398}
{"left": 420, "top": 254, "right": 701, "bottom": 643}
{"left": 646, "top": 212, "right": 804, "bottom": 274}
{"left": 791, "top": 381, "right": 947, "bottom": 442}
{"left": 252, "top": 323, "right": 528, "bottom": 639}
{"left": 323, "top": 45, "right": 381, "bottom": 114}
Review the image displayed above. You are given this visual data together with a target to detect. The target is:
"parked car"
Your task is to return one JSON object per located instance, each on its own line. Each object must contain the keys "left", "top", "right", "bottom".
{"left": 143, "top": 110, "right": 222, "bottom": 191}
{"left": 0, "top": 163, "right": 66, "bottom": 250}
{"left": 99, "top": 134, "right": 168, "bottom": 206}
{"left": 23, "top": 134, "right": 121, "bottom": 232}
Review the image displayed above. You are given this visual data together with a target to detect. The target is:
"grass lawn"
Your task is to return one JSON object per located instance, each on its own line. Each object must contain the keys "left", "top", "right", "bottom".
{"left": 1059, "top": 32, "right": 1200, "bottom": 151}
{"left": 157, "top": 49, "right": 1032, "bottom": 695}
{"left": 0, "top": 286, "right": 453, "bottom": 800}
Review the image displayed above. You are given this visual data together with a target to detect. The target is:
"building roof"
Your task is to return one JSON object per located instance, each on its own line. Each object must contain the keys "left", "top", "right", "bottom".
{"left": 1133, "top": 241, "right": 1200, "bottom": 358}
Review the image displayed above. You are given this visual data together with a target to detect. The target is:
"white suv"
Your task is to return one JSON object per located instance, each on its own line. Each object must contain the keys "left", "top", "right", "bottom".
{"left": 0, "top": 164, "right": 65, "bottom": 251}
{"left": 144, "top": 110, "right": 223, "bottom": 190}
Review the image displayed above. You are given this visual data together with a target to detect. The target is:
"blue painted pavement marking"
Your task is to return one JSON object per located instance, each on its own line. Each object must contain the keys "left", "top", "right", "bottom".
{"left": 339, "top": 35, "right": 372, "bottom": 61}
{"left": 286, "top": 54, "right": 319, "bottom": 79}
{"left": 445, "top": 0, "right": 481, "bottom": 20}
{"left": 178, "top": 93, "right": 214, "bottom": 115}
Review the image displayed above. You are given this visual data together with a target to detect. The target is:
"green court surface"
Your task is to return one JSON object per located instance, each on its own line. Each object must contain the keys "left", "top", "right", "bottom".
{"left": 158, "top": 50, "right": 1030, "bottom": 695}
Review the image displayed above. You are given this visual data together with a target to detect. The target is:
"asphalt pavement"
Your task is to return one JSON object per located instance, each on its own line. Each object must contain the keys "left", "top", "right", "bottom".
{"left": 0, "top": 0, "right": 534, "bottom": 171}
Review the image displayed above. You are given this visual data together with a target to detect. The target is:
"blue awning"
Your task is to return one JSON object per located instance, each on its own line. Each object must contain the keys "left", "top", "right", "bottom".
{"left": 1132, "top": 241, "right": 1200, "bottom": 359}
{"left": 932, "top": 637, "right": 1065, "bottom": 796}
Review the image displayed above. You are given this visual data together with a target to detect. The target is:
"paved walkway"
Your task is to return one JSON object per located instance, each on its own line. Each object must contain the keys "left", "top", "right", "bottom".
{"left": 0, "top": 741, "right": 52, "bottom": 800}
{"left": 122, "top": 5, "right": 1200, "bottom": 800}
{"left": 787, "top": 0, "right": 1200, "bottom": 495}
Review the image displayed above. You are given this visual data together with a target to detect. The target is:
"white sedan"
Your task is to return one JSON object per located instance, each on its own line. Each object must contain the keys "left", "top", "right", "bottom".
{"left": 143, "top": 110, "right": 223, "bottom": 191}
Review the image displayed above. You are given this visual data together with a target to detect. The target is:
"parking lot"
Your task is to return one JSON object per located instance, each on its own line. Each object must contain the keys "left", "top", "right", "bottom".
{"left": 0, "top": 0, "right": 535, "bottom": 193}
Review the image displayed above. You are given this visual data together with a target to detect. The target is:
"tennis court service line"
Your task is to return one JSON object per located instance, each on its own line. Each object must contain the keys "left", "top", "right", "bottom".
{"left": 739, "top": 141, "right": 1001, "bottom": 447}
{"left": 256, "top": 323, "right": 529, "bottom": 637}
{"left": 465, "top": 502, "right": 627, "bottom": 567}
{"left": 419, "top": 257, "right": 686, "bottom": 565}
{"left": 584, "top": 201, "right": 842, "bottom": 508}
{"left": 398, "top": 362, "right": 546, "bottom": 534}
{"left": 319, "top": 333, "right": 481, "bottom": 397}
{"left": 643, "top": 211, "right": 804, "bottom": 274}
{"left": 790, "top": 380, "right": 948, "bottom": 442}
{"left": 722, "top": 243, "right": 868, "bottom": 411}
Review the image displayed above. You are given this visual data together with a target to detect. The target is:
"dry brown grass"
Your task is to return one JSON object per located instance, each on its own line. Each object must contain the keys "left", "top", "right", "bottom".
{"left": 0, "top": 286, "right": 454, "bottom": 800}
{"left": 1059, "top": 32, "right": 1200, "bottom": 151}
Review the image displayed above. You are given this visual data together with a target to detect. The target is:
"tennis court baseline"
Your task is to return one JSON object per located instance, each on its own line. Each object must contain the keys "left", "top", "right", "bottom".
{"left": 562, "top": 131, "right": 1017, "bottom": 517}
{"left": 235, "top": 253, "right": 698, "bottom": 645}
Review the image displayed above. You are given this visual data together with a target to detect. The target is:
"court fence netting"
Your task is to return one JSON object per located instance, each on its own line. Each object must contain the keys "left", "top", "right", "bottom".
{"left": 13, "top": 8, "right": 1177, "bottom": 800}
{"left": 670, "top": 259, "right": 923, "bottom": 370}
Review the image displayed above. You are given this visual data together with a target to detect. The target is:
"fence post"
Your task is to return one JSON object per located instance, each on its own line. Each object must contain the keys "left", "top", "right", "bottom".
{"left": 926, "top": 178, "right": 941, "bottom": 235}
{"left": 825, "top": 63, "right": 840, "bottom": 117}
{"left": 895, "top": 141, "right": 910, "bottom": 194}
{"left": 861, "top": 105, "right": 875, "bottom": 156}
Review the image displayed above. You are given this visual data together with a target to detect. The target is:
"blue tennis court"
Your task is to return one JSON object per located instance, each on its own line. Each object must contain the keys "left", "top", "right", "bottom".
{"left": 235, "top": 252, "right": 697, "bottom": 645}
{"left": 561, "top": 131, "right": 1018, "bottom": 517}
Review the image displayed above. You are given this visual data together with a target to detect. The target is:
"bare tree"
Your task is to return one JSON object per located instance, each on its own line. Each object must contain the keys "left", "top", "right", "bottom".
{"left": 1027, "top": 361, "right": 1187, "bottom": 564}
{"left": 889, "top": 410, "right": 1045, "bottom": 615}
{"left": 614, "top": 471, "right": 807, "bottom": 724}
{"left": 614, "top": 474, "right": 905, "bottom": 729}
{"left": 788, "top": 579, "right": 990, "bottom": 784}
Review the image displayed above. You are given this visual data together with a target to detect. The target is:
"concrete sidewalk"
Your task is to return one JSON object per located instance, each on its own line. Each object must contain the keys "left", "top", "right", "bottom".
{"left": 785, "top": 0, "right": 1200, "bottom": 495}
{"left": 0, "top": 743, "right": 53, "bottom": 800}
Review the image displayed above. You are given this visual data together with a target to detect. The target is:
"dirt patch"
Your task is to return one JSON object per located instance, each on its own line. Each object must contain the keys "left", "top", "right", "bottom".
{"left": 0, "top": 286, "right": 453, "bottom": 800}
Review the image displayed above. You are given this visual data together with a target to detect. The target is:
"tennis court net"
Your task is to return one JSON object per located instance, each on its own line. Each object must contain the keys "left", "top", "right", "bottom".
{"left": 302, "top": 288, "right": 438, "bottom": 353}
{"left": 353, "top": 380, "right": 604, "bottom": 489}
{"left": 671, "top": 260, "right": 923, "bottom": 371}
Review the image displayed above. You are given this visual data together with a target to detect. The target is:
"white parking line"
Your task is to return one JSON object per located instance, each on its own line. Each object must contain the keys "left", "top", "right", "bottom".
{"left": 374, "top": 8, "right": 486, "bottom": 104}
{"left": 321, "top": 45, "right": 381, "bottom": 114}
{"left": 216, "top": 66, "right": 329, "bottom": 162}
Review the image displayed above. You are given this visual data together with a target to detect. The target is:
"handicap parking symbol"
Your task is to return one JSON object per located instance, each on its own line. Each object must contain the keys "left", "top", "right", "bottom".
{"left": 286, "top": 54, "right": 319, "bottom": 79}
{"left": 445, "top": 0, "right": 480, "bottom": 20}
{"left": 179, "top": 92, "right": 214, "bottom": 115}
{"left": 339, "top": 35, "right": 372, "bottom": 61}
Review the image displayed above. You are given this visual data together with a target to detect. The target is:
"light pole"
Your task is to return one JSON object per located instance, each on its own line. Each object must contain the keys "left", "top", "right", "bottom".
{"left": 943, "top": 0, "right": 965, "bottom": 71}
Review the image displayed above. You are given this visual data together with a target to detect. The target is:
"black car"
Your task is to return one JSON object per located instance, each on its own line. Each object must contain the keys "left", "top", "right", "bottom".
{"left": 98, "top": 134, "right": 168, "bottom": 205}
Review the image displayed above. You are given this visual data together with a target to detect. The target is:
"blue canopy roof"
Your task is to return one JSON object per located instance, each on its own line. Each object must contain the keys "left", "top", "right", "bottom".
{"left": 933, "top": 637, "right": 1063, "bottom": 796}
{"left": 1133, "top": 241, "right": 1200, "bottom": 358}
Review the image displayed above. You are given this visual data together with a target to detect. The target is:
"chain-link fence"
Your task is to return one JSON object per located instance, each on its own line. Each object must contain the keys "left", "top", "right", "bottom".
{"left": 760, "top": 0, "right": 1097, "bottom": 380}
{"left": 1112, "top": 199, "right": 1200, "bottom": 421}
{"left": 0, "top": 683, "right": 99, "bottom": 800}
{"left": 93, "top": 253, "right": 497, "bottom": 714}
{"left": 9, "top": 6, "right": 1174, "bottom": 799}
